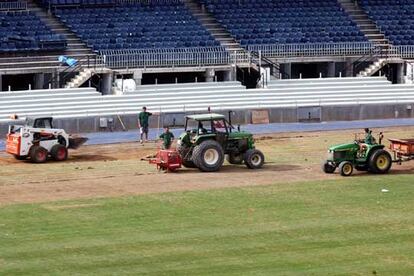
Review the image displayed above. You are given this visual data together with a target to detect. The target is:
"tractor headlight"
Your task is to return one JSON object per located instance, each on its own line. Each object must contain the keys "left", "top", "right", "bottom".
{"left": 327, "top": 150, "right": 334, "bottom": 160}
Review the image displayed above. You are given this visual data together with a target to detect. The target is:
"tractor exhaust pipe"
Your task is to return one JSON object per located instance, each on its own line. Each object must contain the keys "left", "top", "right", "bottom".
{"left": 228, "top": 110, "right": 233, "bottom": 133}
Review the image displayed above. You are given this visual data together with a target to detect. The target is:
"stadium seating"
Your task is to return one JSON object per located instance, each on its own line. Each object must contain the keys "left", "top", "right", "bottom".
{"left": 53, "top": 2, "right": 220, "bottom": 51}
{"left": 2, "top": 77, "right": 414, "bottom": 122}
{"left": 359, "top": 0, "right": 414, "bottom": 45}
{"left": 0, "top": 10, "right": 66, "bottom": 52}
{"left": 42, "top": 0, "right": 115, "bottom": 6}
{"left": 200, "top": 0, "right": 368, "bottom": 46}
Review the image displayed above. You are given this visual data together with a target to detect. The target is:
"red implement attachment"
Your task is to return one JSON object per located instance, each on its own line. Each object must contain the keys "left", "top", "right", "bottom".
{"left": 149, "top": 149, "right": 182, "bottom": 172}
{"left": 389, "top": 138, "right": 414, "bottom": 163}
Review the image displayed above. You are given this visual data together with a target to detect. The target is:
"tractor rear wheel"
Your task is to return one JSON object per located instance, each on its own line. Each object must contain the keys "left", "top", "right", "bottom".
{"left": 51, "top": 144, "right": 68, "bottom": 161}
{"left": 176, "top": 144, "right": 196, "bottom": 168}
{"left": 322, "top": 161, "right": 336, "bottom": 174}
{"left": 244, "top": 149, "right": 265, "bottom": 169}
{"left": 30, "top": 146, "right": 48, "bottom": 163}
{"left": 369, "top": 149, "right": 392, "bottom": 174}
{"left": 192, "top": 140, "right": 224, "bottom": 172}
{"left": 226, "top": 153, "right": 243, "bottom": 164}
{"left": 339, "top": 161, "right": 353, "bottom": 177}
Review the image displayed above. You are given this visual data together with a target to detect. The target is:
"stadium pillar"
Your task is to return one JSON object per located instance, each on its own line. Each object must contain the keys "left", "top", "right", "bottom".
{"left": 283, "top": 63, "right": 292, "bottom": 78}
{"left": 327, "top": 62, "right": 335, "bottom": 77}
{"left": 205, "top": 68, "right": 215, "bottom": 82}
{"left": 223, "top": 68, "right": 236, "bottom": 81}
{"left": 133, "top": 70, "right": 142, "bottom": 86}
{"left": 345, "top": 58, "right": 354, "bottom": 77}
{"left": 102, "top": 73, "right": 113, "bottom": 95}
{"left": 396, "top": 62, "right": 405, "bottom": 84}
{"left": 34, "top": 73, "right": 45, "bottom": 89}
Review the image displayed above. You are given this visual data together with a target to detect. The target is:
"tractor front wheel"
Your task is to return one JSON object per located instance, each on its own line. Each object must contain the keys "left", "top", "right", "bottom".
{"left": 226, "top": 153, "right": 244, "bottom": 164}
{"left": 339, "top": 161, "right": 353, "bottom": 177}
{"left": 244, "top": 149, "right": 265, "bottom": 169}
{"left": 51, "top": 144, "right": 68, "bottom": 161}
{"left": 322, "top": 161, "right": 336, "bottom": 174}
{"left": 192, "top": 140, "right": 224, "bottom": 172}
{"left": 30, "top": 146, "right": 48, "bottom": 163}
{"left": 369, "top": 149, "right": 392, "bottom": 174}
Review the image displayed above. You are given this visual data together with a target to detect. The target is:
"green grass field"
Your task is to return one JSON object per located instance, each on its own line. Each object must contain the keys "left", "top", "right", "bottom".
{"left": 1, "top": 174, "right": 413, "bottom": 275}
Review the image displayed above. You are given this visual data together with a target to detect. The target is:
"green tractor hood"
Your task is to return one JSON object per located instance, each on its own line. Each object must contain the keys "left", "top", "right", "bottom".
{"left": 229, "top": 131, "right": 253, "bottom": 139}
{"left": 329, "top": 143, "right": 360, "bottom": 152}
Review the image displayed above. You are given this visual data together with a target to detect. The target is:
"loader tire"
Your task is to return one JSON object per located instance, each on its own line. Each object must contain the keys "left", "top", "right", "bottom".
{"left": 226, "top": 153, "right": 244, "bottom": 164}
{"left": 192, "top": 140, "right": 224, "bottom": 172}
{"left": 30, "top": 146, "right": 48, "bottom": 163}
{"left": 51, "top": 144, "right": 68, "bottom": 161}
{"left": 176, "top": 144, "right": 196, "bottom": 168}
{"left": 369, "top": 149, "right": 392, "bottom": 174}
{"left": 244, "top": 149, "right": 265, "bottom": 169}
{"left": 13, "top": 155, "right": 27, "bottom": 160}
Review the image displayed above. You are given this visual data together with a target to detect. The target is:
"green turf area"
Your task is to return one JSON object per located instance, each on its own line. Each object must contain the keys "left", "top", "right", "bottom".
{"left": 1, "top": 175, "right": 413, "bottom": 275}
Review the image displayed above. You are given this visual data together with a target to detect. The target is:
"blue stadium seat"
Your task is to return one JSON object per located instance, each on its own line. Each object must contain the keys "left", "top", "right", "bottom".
{"left": 199, "top": 0, "right": 368, "bottom": 47}
{"left": 0, "top": 11, "right": 66, "bottom": 52}
{"left": 359, "top": 0, "right": 414, "bottom": 45}
{"left": 54, "top": 2, "right": 219, "bottom": 51}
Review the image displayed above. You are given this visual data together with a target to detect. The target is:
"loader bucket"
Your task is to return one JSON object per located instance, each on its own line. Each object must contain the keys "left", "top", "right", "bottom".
{"left": 68, "top": 137, "right": 88, "bottom": 149}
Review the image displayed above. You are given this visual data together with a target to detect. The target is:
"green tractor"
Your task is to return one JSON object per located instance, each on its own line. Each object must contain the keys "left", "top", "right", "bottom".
{"left": 176, "top": 113, "right": 264, "bottom": 172}
{"left": 322, "top": 131, "right": 392, "bottom": 176}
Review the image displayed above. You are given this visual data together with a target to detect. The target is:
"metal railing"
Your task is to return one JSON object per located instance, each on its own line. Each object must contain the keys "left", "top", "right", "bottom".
{"left": 394, "top": 46, "right": 414, "bottom": 59}
{"left": 250, "top": 51, "right": 289, "bottom": 79}
{"left": 247, "top": 42, "right": 375, "bottom": 58}
{"left": 0, "top": 1, "right": 27, "bottom": 11}
{"left": 99, "top": 47, "right": 250, "bottom": 69}
{"left": 49, "top": 55, "right": 104, "bottom": 88}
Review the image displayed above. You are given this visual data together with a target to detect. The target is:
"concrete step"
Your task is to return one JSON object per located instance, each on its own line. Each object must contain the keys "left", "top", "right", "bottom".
{"left": 365, "top": 34, "right": 386, "bottom": 39}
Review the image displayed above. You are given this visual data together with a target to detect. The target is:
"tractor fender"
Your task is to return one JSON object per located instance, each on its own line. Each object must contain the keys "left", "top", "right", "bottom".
{"left": 366, "top": 144, "right": 385, "bottom": 159}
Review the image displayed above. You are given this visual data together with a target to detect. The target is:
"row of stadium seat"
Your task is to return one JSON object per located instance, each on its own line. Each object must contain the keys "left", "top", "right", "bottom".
{"left": 54, "top": 2, "right": 219, "bottom": 51}
{"left": 0, "top": 11, "right": 66, "bottom": 52}
{"left": 359, "top": 0, "right": 414, "bottom": 45}
{"left": 200, "top": 0, "right": 368, "bottom": 47}
{"left": 42, "top": 0, "right": 115, "bottom": 5}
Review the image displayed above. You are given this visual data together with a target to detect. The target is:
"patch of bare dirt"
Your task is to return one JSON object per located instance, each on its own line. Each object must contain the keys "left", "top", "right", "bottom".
{"left": 0, "top": 127, "right": 413, "bottom": 206}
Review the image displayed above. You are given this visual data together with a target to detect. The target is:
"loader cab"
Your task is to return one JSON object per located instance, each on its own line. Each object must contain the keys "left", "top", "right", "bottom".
{"left": 26, "top": 117, "right": 54, "bottom": 129}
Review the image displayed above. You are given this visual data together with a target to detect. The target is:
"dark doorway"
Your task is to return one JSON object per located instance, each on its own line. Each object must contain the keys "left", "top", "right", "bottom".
{"left": 2, "top": 74, "right": 34, "bottom": 91}
{"left": 142, "top": 72, "right": 206, "bottom": 85}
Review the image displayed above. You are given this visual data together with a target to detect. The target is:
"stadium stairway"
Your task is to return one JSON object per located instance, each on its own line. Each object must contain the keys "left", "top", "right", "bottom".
{"left": 2, "top": 77, "right": 414, "bottom": 123}
{"left": 337, "top": 0, "right": 403, "bottom": 77}
{"left": 183, "top": 0, "right": 262, "bottom": 71}
{"left": 183, "top": 0, "right": 243, "bottom": 53}
{"left": 27, "top": 0, "right": 93, "bottom": 57}
{"left": 0, "top": 0, "right": 96, "bottom": 74}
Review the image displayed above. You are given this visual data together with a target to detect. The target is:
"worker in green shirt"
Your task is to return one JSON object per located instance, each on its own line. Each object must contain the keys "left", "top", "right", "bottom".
{"left": 159, "top": 127, "right": 174, "bottom": 149}
{"left": 364, "top": 128, "right": 374, "bottom": 145}
{"left": 138, "top": 106, "right": 152, "bottom": 143}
